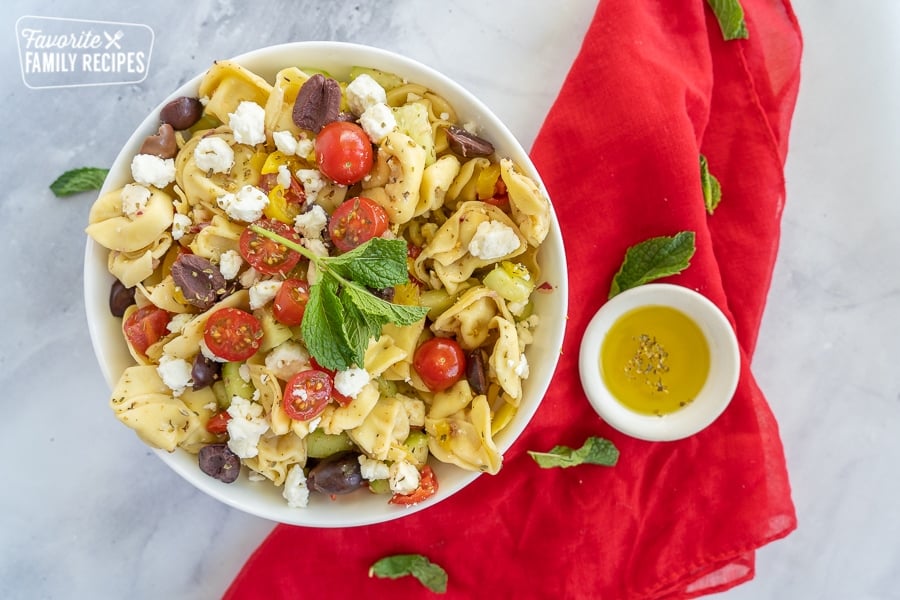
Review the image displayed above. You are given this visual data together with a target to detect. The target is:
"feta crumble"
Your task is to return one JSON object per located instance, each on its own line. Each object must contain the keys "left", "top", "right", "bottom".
{"left": 346, "top": 73, "right": 387, "bottom": 116}
{"left": 156, "top": 354, "right": 193, "bottom": 397}
{"left": 272, "top": 130, "right": 298, "bottom": 156}
{"left": 249, "top": 279, "right": 283, "bottom": 310}
{"left": 293, "top": 204, "right": 328, "bottom": 240}
{"left": 166, "top": 313, "right": 194, "bottom": 334}
{"left": 239, "top": 266, "right": 262, "bottom": 288}
{"left": 276, "top": 164, "right": 292, "bottom": 190}
{"left": 226, "top": 397, "right": 269, "bottom": 459}
{"left": 121, "top": 183, "right": 151, "bottom": 219}
{"left": 283, "top": 464, "right": 310, "bottom": 508}
{"left": 359, "top": 102, "right": 396, "bottom": 143}
{"left": 264, "top": 340, "right": 310, "bottom": 381}
{"left": 218, "top": 249, "right": 242, "bottom": 280}
{"left": 171, "top": 213, "right": 192, "bottom": 241}
{"left": 295, "top": 169, "right": 327, "bottom": 205}
{"left": 193, "top": 136, "right": 235, "bottom": 173}
{"left": 131, "top": 154, "right": 176, "bottom": 188}
{"left": 389, "top": 460, "right": 420, "bottom": 495}
{"left": 217, "top": 184, "right": 269, "bottom": 222}
{"left": 358, "top": 456, "right": 390, "bottom": 481}
{"left": 467, "top": 220, "right": 521, "bottom": 260}
{"left": 333, "top": 367, "right": 370, "bottom": 399}
{"left": 228, "top": 101, "right": 266, "bottom": 146}
{"left": 515, "top": 353, "right": 530, "bottom": 378}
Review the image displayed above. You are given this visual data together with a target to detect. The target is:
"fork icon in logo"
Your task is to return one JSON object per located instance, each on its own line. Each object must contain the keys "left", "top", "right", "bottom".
{"left": 104, "top": 30, "right": 124, "bottom": 49}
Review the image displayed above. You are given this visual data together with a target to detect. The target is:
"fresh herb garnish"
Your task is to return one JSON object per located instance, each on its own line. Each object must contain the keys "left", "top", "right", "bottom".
{"left": 528, "top": 436, "right": 619, "bottom": 469}
{"left": 699, "top": 154, "right": 722, "bottom": 215}
{"left": 706, "top": 0, "right": 749, "bottom": 41}
{"left": 609, "top": 231, "right": 696, "bottom": 299}
{"left": 369, "top": 554, "right": 448, "bottom": 594}
{"left": 251, "top": 227, "right": 428, "bottom": 371}
{"left": 50, "top": 167, "right": 109, "bottom": 197}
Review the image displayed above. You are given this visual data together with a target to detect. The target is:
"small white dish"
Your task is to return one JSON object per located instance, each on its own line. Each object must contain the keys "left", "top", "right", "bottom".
{"left": 578, "top": 283, "right": 740, "bottom": 441}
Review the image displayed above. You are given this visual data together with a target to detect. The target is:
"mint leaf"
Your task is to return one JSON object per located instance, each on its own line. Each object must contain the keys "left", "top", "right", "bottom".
{"left": 325, "top": 238, "right": 410, "bottom": 288}
{"left": 369, "top": 554, "right": 448, "bottom": 594}
{"left": 50, "top": 167, "right": 109, "bottom": 197}
{"left": 301, "top": 275, "right": 356, "bottom": 371}
{"left": 528, "top": 436, "right": 619, "bottom": 469}
{"left": 699, "top": 154, "right": 722, "bottom": 215}
{"left": 706, "top": 0, "right": 749, "bottom": 41}
{"left": 343, "top": 285, "right": 429, "bottom": 326}
{"left": 609, "top": 231, "right": 696, "bottom": 299}
{"left": 340, "top": 295, "right": 385, "bottom": 367}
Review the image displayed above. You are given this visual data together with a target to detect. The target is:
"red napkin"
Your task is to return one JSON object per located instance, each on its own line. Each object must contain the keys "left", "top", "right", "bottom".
{"left": 224, "top": 0, "right": 801, "bottom": 597}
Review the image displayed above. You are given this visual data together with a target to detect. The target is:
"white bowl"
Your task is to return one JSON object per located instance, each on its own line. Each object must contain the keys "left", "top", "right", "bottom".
{"left": 84, "top": 42, "right": 568, "bottom": 526}
{"left": 578, "top": 284, "right": 740, "bottom": 441}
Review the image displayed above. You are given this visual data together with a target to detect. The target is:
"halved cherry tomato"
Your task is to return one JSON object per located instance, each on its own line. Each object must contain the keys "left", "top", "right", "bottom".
{"left": 283, "top": 370, "right": 333, "bottom": 421}
{"left": 238, "top": 218, "right": 303, "bottom": 276}
{"left": 315, "top": 121, "right": 374, "bottom": 185}
{"left": 206, "top": 411, "right": 232, "bottom": 435}
{"left": 389, "top": 465, "right": 438, "bottom": 505}
{"left": 203, "top": 307, "right": 263, "bottom": 362}
{"left": 482, "top": 175, "right": 509, "bottom": 210}
{"left": 328, "top": 196, "right": 389, "bottom": 253}
{"left": 308, "top": 358, "right": 354, "bottom": 407}
{"left": 123, "top": 305, "right": 171, "bottom": 356}
{"left": 272, "top": 278, "right": 311, "bottom": 327}
{"left": 413, "top": 337, "right": 466, "bottom": 392}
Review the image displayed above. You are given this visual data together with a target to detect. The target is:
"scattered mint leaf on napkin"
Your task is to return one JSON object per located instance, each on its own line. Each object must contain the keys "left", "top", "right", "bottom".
{"left": 706, "top": 0, "right": 749, "bottom": 41}
{"left": 609, "top": 231, "right": 696, "bottom": 299}
{"left": 700, "top": 154, "right": 722, "bottom": 214}
{"left": 252, "top": 226, "right": 428, "bottom": 371}
{"left": 369, "top": 554, "right": 448, "bottom": 594}
{"left": 528, "top": 436, "right": 619, "bottom": 469}
{"left": 50, "top": 167, "right": 109, "bottom": 197}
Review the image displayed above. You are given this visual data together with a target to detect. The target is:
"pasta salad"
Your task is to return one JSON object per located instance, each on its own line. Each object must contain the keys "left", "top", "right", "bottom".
{"left": 86, "top": 59, "right": 552, "bottom": 508}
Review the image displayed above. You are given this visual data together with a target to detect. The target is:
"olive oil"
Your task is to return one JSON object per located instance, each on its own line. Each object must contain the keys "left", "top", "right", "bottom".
{"left": 600, "top": 305, "right": 710, "bottom": 416}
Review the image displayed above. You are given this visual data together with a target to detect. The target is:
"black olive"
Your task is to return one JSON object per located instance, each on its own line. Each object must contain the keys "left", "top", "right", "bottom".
{"left": 307, "top": 451, "right": 364, "bottom": 495}
{"left": 191, "top": 353, "right": 221, "bottom": 390}
{"left": 109, "top": 279, "right": 136, "bottom": 317}
{"left": 198, "top": 444, "right": 241, "bottom": 483}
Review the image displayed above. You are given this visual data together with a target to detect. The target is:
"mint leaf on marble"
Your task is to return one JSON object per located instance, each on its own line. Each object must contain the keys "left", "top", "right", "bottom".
{"left": 50, "top": 167, "right": 109, "bottom": 197}
{"left": 609, "top": 231, "right": 696, "bottom": 299}
{"left": 699, "top": 154, "right": 722, "bottom": 215}
{"left": 369, "top": 554, "right": 448, "bottom": 593}
{"left": 706, "top": 0, "right": 749, "bottom": 41}
{"left": 528, "top": 436, "right": 619, "bottom": 469}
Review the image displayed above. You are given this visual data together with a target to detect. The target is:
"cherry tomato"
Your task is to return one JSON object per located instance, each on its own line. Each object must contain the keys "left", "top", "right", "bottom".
{"left": 123, "top": 305, "right": 171, "bottom": 356}
{"left": 413, "top": 337, "right": 467, "bottom": 392}
{"left": 283, "top": 370, "right": 333, "bottom": 421}
{"left": 328, "top": 196, "right": 389, "bottom": 253}
{"left": 238, "top": 218, "right": 303, "bottom": 276}
{"left": 483, "top": 177, "right": 510, "bottom": 210}
{"left": 203, "top": 307, "right": 263, "bottom": 362}
{"left": 389, "top": 465, "right": 438, "bottom": 505}
{"left": 315, "top": 121, "right": 374, "bottom": 185}
{"left": 272, "top": 278, "right": 310, "bottom": 326}
{"left": 206, "top": 411, "right": 232, "bottom": 435}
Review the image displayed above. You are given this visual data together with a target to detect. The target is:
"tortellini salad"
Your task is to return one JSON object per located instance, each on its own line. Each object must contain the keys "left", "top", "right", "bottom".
{"left": 87, "top": 59, "right": 553, "bottom": 509}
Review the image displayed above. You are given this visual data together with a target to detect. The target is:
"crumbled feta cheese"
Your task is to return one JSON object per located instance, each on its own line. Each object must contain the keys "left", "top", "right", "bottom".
{"left": 273, "top": 130, "right": 298, "bottom": 156}
{"left": 171, "top": 213, "right": 192, "bottom": 241}
{"left": 193, "top": 136, "right": 235, "bottom": 173}
{"left": 307, "top": 416, "right": 322, "bottom": 433}
{"left": 156, "top": 355, "right": 193, "bottom": 397}
{"left": 166, "top": 313, "right": 194, "bottom": 334}
{"left": 264, "top": 340, "right": 310, "bottom": 381}
{"left": 507, "top": 301, "right": 526, "bottom": 317}
{"left": 131, "top": 154, "right": 176, "bottom": 188}
{"left": 467, "top": 220, "right": 521, "bottom": 260}
{"left": 358, "top": 456, "right": 390, "bottom": 481}
{"left": 388, "top": 460, "right": 420, "bottom": 495}
{"left": 515, "top": 353, "right": 530, "bottom": 378}
{"left": 303, "top": 238, "right": 330, "bottom": 284}
{"left": 238, "top": 363, "right": 252, "bottom": 383}
{"left": 121, "top": 183, "right": 151, "bottom": 219}
{"left": 228, "top": 101, "right": 266, "bottom": 146}
{"left": 282, "top": 464, "right": 310, "bottom": 508}
{"left": 295, "top": 169, "right": 327, "bottom": 205}
{"left": 249, "top": 279, "right": 283, "bottom": 310}
{"left": 247, "top": 471, "right": 266, "bottom": 482}
{"left": 218, "top": 249, "right": 242, "bottom": 280}
{"left": 293, "top": 204, "right": 328, "bottom": 240}
{"left": 359, "top": 103, "right": 396, "bottom": 143}
{"left": 276, "top": 164, "right": 292, "bottom": 190}
{"left": 226, "top": 397, "right": 269, "bottom": 459}
{"left": 199, "top": 338, "right": 228, "bottom": 363}
{"left": 295, "top": 137, "right": 314, "bottom": 158}
{"left": 334, "top": 367, "right": 370, "bottom": 399}
{"left": 462, "top": 121, "right": 478, "bottom": 134}
{"left": 346, "top": 73, "right": 387, "bottom": 116}
{"left": 239, "top": 266, "right": 262, "bottom": 288}
{"left": 439, "top": 112, "right": 450, "bottom": 121}
{"left": 217, "top": 184, "right": 269, "bottom": 222}
{"left": 198, "top": 95, "right": 210, "bottom": 106}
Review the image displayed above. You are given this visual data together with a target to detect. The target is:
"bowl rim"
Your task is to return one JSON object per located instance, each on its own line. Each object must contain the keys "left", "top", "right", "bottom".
{"left": 84, "top": 41, "right": 568, "bottom": 526}
{"left": 578, "top": 283, "right": 740, "bottom": 442}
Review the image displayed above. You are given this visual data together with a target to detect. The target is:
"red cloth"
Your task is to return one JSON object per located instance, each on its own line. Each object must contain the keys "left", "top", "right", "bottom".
{"left": 224, "top": 0, "right": 801, "bottom": 597}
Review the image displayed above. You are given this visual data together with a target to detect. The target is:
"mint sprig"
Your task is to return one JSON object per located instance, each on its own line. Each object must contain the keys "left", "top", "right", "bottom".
{"left": 369, "top": 554, "right": 448, "bottom": 594}
{"left": 699, "top": 154, "right": 722, "bottom": 215}
{"left": 706, "top": 0, "right": 749, "bottom": 41}
{"left": 528, "top": 436, "right": 619, "bottom": 469}
{"left": 609, "top": 231, "right": 696, "bottom": 299}
{"left": 251, "top": 226, "right": 429, "bottom": 371}
{"left": 50, "top": 167, "right": 109, "bottom": 197}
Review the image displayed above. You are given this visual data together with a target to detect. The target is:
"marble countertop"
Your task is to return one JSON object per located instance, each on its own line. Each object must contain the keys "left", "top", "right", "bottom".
{"left": 2, "top": 1, "right": 895, "bottom": 598}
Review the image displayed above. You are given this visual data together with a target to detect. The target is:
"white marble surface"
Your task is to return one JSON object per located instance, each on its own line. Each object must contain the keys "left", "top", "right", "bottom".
{"left": 1, "top": 1, "right": 895, "bottom": 598}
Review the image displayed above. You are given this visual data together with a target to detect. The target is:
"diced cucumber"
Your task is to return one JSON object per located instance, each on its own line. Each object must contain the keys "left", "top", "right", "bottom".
{"left": 222, "top": 362, "right": 254, "bottom": 402}
{"left": 483, "top": 261, "right": 535, "bottom": 304}
{"left": 393, "top": 102, "right": 436, "bottom": 166}
{"left": 367, "top": 477, "right": 392, "bottom": 495}
{"left": 211, "top": 380, "right": 230, "bottom": 410}
{"left": 419, "top": 288, "right": 456, "bottom": 321}
{"left": 349, "top": 66, "right": 405, "bottom": 91}
{"left": 404, "top": 430, "right": 430, "bottom": 467}
{"left": 305, "top": 429, "right": 355, "bottom": 459}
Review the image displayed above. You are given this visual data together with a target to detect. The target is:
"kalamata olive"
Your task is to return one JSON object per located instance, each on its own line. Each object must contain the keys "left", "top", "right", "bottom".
{"left": 160, "top": 96, "right": 203, "bottom": 130}
{"left": 198, "top": 444, "right": 241, "bottom": 483}
{"left": 292, "top": 73, "right": 341, "bottom": 132}
{"left": 109, "top": 278, "right": 136, "bottom": 317}
{"left": 445, "top": 125, "right": 495, "bottom": 158}
{"left": 139, "top": 123, "right": 177, "bottom": 159}
{"left": 307, "top": 452, "right": 364, "bottom": 495}
{"left": 466, "top": 349, "right": 488, "bottom": 396}
{"left": 170, "top": 253, "right": 226, "bottom": 310}
{"left": 191, "top": 353, "right": 221, "bottom": 390}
